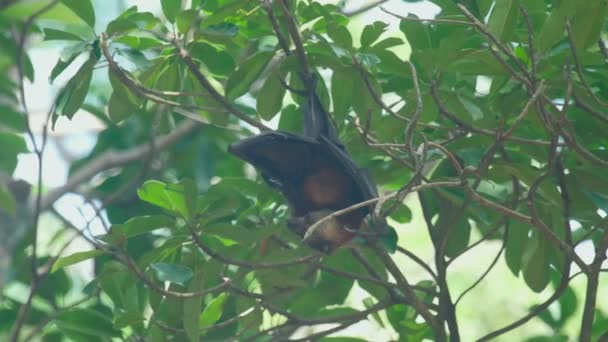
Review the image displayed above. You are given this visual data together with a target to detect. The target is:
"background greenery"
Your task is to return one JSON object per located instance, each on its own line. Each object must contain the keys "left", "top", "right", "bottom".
{"left": 1, "top": 0, "right": 607, "bottom": 341}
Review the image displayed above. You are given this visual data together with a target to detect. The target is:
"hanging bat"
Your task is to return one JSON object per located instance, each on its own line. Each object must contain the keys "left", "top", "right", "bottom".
{"left": 228, "top": 76, "right": 378, "bottom": 253}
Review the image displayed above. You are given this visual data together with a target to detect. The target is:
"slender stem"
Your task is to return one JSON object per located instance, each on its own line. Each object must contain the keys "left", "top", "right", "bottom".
{"left": 342, "top": 0, "right": 389, "bottom": 17}
{"left": 580, "top": 272, "right": 600, "bottom": 342}
{"left": 580, "top": 230, "right": 608, "bottom": 341}
{"left": 277, "top": 0, "right": 312, "bottom": 81}
{"left": 476, "top": 259, "right": 572, "bottom": 341}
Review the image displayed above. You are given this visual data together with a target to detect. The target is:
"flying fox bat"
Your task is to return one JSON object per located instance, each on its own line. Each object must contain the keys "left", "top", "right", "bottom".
{"left": 228, "top": 76, "right": 378, "bottom": 253}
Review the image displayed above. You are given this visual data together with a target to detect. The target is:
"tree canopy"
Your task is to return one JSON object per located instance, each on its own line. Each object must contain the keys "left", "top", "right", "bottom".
{"left": 1, "top": 0, "right": 607, "bottom": 341}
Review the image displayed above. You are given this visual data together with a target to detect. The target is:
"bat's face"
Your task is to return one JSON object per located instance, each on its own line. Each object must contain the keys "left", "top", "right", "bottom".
{"left": 288, "top": 210, "right": 362, "bottom": 253}
{"left": 303, "top": 217, "right": 353, "bottom": 253}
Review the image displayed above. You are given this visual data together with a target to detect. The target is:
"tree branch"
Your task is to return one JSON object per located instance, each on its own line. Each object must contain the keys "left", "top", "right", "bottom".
{"left": 40, "top": 119, "right": 201, "bottom": 210}
{"left": 171, "top": 38, "right": 270, "bottom": 131}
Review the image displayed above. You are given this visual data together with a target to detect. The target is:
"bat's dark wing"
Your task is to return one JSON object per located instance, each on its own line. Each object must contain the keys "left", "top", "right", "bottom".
{"left": 303, "top": 92, "right": 341, "bottom": 145}
{"left": 228, "top": 131, "right": 377, "bottom": 220}
{"left": 319, "top": 135, "right": 378, "bottom": 202}
{"left": 304, "top": 88, "right": 377, "bottom": 205}
{"left": 228, "top": 131, "right": 320, "bottom": 215}
{"left": 228, "top": 131, "right": 317, "bottom": 184}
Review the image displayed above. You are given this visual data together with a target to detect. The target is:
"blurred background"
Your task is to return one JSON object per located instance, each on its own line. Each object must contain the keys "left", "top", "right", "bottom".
{"left": 7, "top": 0, "right": 607, "bottom": 340}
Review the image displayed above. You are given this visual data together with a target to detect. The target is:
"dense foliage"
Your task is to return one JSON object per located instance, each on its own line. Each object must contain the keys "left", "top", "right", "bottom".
{"left": 1, "top": 0, "right": 607, "bottom": 341}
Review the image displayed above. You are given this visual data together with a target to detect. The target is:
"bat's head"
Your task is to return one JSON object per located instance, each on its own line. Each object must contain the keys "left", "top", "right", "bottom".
{"left": 297, "top": 210, "right": 359, "bottom": 254}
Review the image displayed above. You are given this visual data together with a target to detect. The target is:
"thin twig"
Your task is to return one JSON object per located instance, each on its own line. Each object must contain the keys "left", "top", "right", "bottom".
{"left": 41, "top": 120, "right": 201, "bottom": 210}
{"left": 456, "top": 4, "right": 529, "bottom": 80}
{"left": 342, "top": 0, "right": 389, "bottom": 17}
{"left": 170, "top": 37, "right": 270, "bottom": 131}
{"left": 277, "top": 0, "right": 312, "bottom": 81}
{"left": 23, "top": 293, "right": 98, "bottom": 341}
{"left": 304, "top": 181, "right": 462, "bottom": 237}
{"left": 566, "top": 21, "right": 608, "bottom": 107}
{"left": 520, "top": 6, "right": 538, "bottom": 87}
{"left": 397, "top": 246, "right": 438, "bottom": 281}
{"left": 454, "top": 229, "right": 507, "bottom": 305}
{"left": 262, "top": 0, "right": 292, "bottom": 55}
{"left": 100, "top": 34, "right": 226, "bottom": 119}
{"left": 8, "top": 2, "right": 60, "bottom": 341}
{"left": 380, "top": 7, "right": 474, "bottom": 26}
{"left": 476, "top": 255, "right": 572, "bottom": 341}
{"left": 574, "top": 94, "right": 608, "bottom": 125}
{"left": 189, "top": 222, "right": 323, "bottom": 269}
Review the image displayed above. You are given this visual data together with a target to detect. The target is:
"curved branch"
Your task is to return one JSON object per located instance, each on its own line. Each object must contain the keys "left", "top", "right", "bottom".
{"left": 188, "top": 222, "right": 322, "bottom": 269}
{"left": 476, "top": 259, "right": 572, "bottom": 341}
{"left": 171, "top": 38, "right": 270, "bottom": 131}
{"left": 342, "top": 0, "right": 389, "bottom": 17}
{"left": 41, "top": 120, "right": 201, "bottom": 210}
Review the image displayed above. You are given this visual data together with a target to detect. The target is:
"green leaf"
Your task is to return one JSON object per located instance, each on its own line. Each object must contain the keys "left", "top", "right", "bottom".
{"left": 150, "top": 262, "right": 193, "bottom": 286}
{"left": 177, "top": 8, "right": 198, "bottom": 33}
{"left": 106, "top": 8, "right": 162, "bottom": 36}
{"left": 49, "top": 53, "right": 80, "bottom": 83}
{"left": 138, "top": 180, "right": 173, "bottom": 211}
{"left": 505, "top": 220, "right": 529, "bottom": 276}
{"left": 558, "top": 285, "right": 577, "bottom": 325}
{"left": 380, "top": 225, "right": 398, "bottom": 253}
{"left": 444, "top": 216, "right": 471, "bottom": 258}
{"left": 356, "top": 52, "right": 381, "bottom": 68}
{"left": 363, "top": 297, "right": 385, "bottom": 327}
{"left": 107, "top": 67, "right": 142, "bottom": 123}
{"left": 56, "top": 39, "right": 87, "bottom": 60}
{"left": 114, "top": 310, "right": 145, "bottom": 328}
{"left": 0, "top": 132, "right": 28, "bottom": 173}
{"left": 327, "top": 23, "right": 353, "bottom": 50}
{"left": 399, "top": 16, "right": 431, "bottom": 50}
{"left": 360, "top": 21, "right": 388, "bottom": 48}
{"left": 55, "top": 308, "right": 118, "bottom": 339}
{"left": 487, "top": 0, "right": 519, "bottom": 41}
{"left": 452, "top": 49, "right": 508, "bottom": 75}
{"left": 114, "top": 36, "right": 162, "bottom": 50}
{"left": 352, "top": 70, "right": 381, "bottom": 119}
{"left": 0, "top": 185, "right": 16, "bottom": 217}
{"left": 199, "top": 293, "right": 228, "bottom": 328}
{"left": 522, "top": 232, "right": 551, "bottom": 292}
{"left": 389, "top": 202, "right": 412, "bottom": 224}
{"left": 225, "top": 51, "right": 273, "bottom": 100}
{"left": 571, "top": 0, "right": 608, "bottom": 50}
{"left": 55, "top": 57, "right": 95, "bottom": 119}
{"left": 0, "top": 105, "right": 26, "bottom": 131}
{"left": 202, "top": 23, "right": 239, "bottom": 37}
{"left": 354, "top": 248, "right": 388, "bottom": 301}
{"left": 161, "top": 0, "right": 181, "bottom": 22}
{"left": 256, "top": 69, "right": 286, "bottom": 120}
{"left": 110, "top": 215, "right": 174, "bottom": 239}
{"left": 537, "top": 0, "right": 576, "bottom": 52}
{"left": 51, "top": 250, "right": 105, "bottom": 273}
{"left": 165, "top": 179, "right": 198, "bottom": 219}
{"left": 331, "top": 67, "right": 354, "bottom": 124}
{"left": 61, "top": 0, "right": 95, "bottom": 28}
{"left": 42, "top": 28, "right": 84, "bottom": 41}
{"left": 371, "top": 37, "right": 404, "bottom": 51}
{"left": 191, "top": 41, "right": 236, "bottom": 77}
{"left": 107, "top": 91, "right": 136, "bottom": 123}
{"left": 183, "top": 268, "right": 204, "bottom": 342}
{"left": 585, "top": 191, "right": 608, "bottom": 214}
{"left": 106, "top": 7, "right": 138, "bottom": 36}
